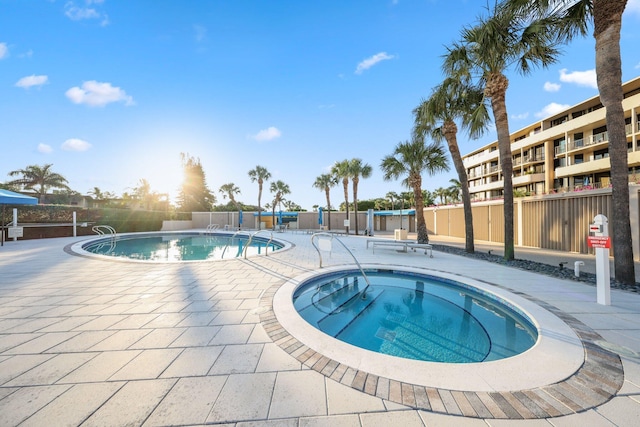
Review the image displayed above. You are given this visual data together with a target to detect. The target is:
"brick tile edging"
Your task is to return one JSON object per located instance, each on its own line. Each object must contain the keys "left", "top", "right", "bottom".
{"left": 258, "top": 284, "right": 624, "bottom": 419}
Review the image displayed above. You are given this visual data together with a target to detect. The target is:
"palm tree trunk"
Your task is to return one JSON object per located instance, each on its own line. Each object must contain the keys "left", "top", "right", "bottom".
{"left": 325, "top": 189, "right": 331, "bottom": 230}
{"left": 343, "top": 180, "right": 349, "bottom": 234}
{"left": 488, "top": 76, "right": 515, "bottom": 260}
{"left": 594, "top": 0, "right": 635, "bottom": 285}
{"left": 413, "top": 179, "right": 428, "bottom": 243}
{"left": 444, "top": 121, "right": 474, "bottom": 253}
{"left": 353, "top": 180, "right": 359, "bottom": 235}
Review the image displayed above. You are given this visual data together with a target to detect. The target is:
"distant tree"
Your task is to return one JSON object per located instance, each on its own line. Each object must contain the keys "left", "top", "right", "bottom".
{"left": 177, "top": 153, "right": 215, "bottom": 212}
{"left": 331, "top": 159, "right": 352, "bottom": 234}
{"left": 270, "top": 180, "right": 290, "bottom": 229}
{"left": 313, "top": 173, "right": 338, "bottom": 230}
{"left": 448, "top": 179, "right": 462, "bottom": 203}
{"left": 248, "top": 165, "right": 271, "bottom": 228}
{"left": 381, "top": 137, "right": 449, "bottom": 243}
{"left": 349, "top": 158, "right": 373, "bottom": 235}
{"left": 219, "top": 183, "right": 241, "bottom": 211}
{"left": 386, "top": 191, "right": 399, "bottom": 211}
{"left": 7, "top": 163, "right": 70, "bottom": 204}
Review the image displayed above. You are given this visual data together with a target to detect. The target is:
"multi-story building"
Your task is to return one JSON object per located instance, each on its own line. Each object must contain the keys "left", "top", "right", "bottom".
{"left": 463, "top": 75, "right": 640, "bottom": 201}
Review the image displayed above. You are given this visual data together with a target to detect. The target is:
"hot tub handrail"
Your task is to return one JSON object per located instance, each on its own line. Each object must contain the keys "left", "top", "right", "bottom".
{"left": 243, "top": 229, "right": 274, "bottom": 258}
{"left": 310, "top": 232, "right": 371, "bottom": 290}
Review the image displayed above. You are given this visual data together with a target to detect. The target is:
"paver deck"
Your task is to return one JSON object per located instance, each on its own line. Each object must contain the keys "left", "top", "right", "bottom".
{"left": 0, "top": 231, "right": 640, "bottom": 426}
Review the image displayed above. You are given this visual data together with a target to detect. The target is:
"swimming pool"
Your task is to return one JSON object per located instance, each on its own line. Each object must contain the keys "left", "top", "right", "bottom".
{"left": 293, "top": 269, "right": 537, "bottom": 363}
{"left": 78, "top": 231, "right": 285, "bottom": 261}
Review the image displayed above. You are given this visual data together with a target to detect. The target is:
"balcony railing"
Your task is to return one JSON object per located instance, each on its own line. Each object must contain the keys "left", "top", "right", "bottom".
{"left": 591, "top": 131, "right": 608, "bottom": 144}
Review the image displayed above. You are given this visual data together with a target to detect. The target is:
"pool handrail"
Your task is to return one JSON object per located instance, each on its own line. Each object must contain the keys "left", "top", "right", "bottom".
{"left": 205, "top": 223, "right": 220, "bottom": 232}
{"left": 243, "top": 229, "right": 275, "bottom": 258}
{"left": 310, "top": 232, "right": 371, "bottom": 291}
{"left": 92, "top": 225, "right": 116, "bottom": 237}
{"left": 220, "top": 230, "right": 251, "bottom": 259}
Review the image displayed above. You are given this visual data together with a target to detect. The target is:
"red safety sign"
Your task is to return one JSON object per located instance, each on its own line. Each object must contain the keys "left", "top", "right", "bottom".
{"left": 587, "top": 235, "right": 611, "bottom": 248}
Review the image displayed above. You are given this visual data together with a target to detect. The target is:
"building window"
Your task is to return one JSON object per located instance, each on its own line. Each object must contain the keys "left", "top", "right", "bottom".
{"left": 574, "top": 154, "right": 584, "bottom": 164}
{"left": 594, "top": 148, "right": 609, "bottom": 160}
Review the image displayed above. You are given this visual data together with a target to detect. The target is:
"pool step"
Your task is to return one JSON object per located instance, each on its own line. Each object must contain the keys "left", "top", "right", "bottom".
{"left": 317, "top": 288, "right": 384, "bottom": 337}
{"left": 294, "top": 276, "right": 362, "bottom": 311}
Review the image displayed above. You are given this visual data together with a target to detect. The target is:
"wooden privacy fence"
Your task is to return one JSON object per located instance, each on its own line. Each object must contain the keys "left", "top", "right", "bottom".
{"left": 423, "top": 187, "right": 629, "bottom": 256}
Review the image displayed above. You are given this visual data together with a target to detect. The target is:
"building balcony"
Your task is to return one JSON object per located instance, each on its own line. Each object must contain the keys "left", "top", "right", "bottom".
{"left": 554, "top": 157, "right": 611, "bottom": 178}
{"left": 513, "top": 173, "right": 545, "bottom": 186}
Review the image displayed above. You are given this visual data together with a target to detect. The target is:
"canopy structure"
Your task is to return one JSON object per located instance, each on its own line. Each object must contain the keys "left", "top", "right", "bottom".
{"left": 0, "top": 189, "right": 38, "bottom": 246}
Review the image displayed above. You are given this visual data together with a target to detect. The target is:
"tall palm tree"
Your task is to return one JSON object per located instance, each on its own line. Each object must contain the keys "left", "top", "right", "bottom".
{"left": 248, "top": 165, "right": 271, "bottom": 229}
{"left": 7, "top": 164, "right": 69, "bottom": 204}
{"left": 331, "top": 160, "right": 352, "bottom": 234}
{"left": 219, "top": 183, "right": 241, "bottom": 210}
{"left": 503, "top": 1, "right": 636, "bottom": 287}
{"left": 414, "top": 78, "right": 490, "bottom": 253}
{"left": 349, "top": 158, "right": 373, "bottom": 235}
{"left": 443, "top": 5, "right": 561, "bottom": 260}
{"left": 448, "top": 179, "right": 462, "bottom": 203}
{"left": 313, "top": 173, "right": 338, "bottom": 229}
{"left": 381, "top": 137, "right": 449, "bottom": 243}
{"left": 270, "top": 180, "right": 290, "bottom": 229}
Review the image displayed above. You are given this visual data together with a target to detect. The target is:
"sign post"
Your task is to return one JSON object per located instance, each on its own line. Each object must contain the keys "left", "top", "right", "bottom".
{"left": 588, "top": 214, "right": 611, "bottom": 305}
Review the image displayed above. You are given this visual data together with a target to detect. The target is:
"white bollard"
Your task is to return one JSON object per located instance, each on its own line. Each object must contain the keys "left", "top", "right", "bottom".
{"left": 574, "top": 261, "right": 584, "bottom": 278}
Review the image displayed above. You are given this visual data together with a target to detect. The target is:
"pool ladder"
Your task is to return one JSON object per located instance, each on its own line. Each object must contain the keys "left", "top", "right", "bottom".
{"left": 310, "top": 232, "right": 372, "bottom": 298}
{"left": 220, "top": 229, "right": 275, "bottom": 259}
{"left": 91, "top": 225, "right": 117, "bottom": 253}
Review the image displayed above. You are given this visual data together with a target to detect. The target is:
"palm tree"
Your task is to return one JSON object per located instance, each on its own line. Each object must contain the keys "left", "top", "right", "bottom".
{"left": 385, "top": 191, "right": 399, "bottom": 211}
{"left": 443, "top": 5, "right": 561, "bottom": 260}
{"left": 219, "top": 183, "right": 241, "bottom": 210}
{"left": 414, "top": 78, "right": 490, "bottom": 253}
{"left": 331, "top": 160, "right": 352, "bottom": 234}
{"left": 248, "top": 165, "right": 271, "bottom": 229}
{"left": 270, "top": 180, "right": 290, "bottom": 229}
{"left": 503, "top": 1, "right": 636, "bottom": 287}
{"left": 349, "top": 158, "right": 373, "bottom": 235}
{"left": 433, "top": 187, "right": 447, "bottom": 205}
{"left": 448, "top": 179, "right": 462, "bottom": 203}
{"left": 313, "top": 173, "right": 338, "bottom": 229}
{"left": 381, "top": 137, "right": 449, "bottom": 243}
{"left": 7, "top": 164, "right": 70, "bottom": 204}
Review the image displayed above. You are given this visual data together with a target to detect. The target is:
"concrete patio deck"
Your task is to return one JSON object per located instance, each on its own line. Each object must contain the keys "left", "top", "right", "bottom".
{"left": 1, "top": 231, "right": 640, "bottom": 426}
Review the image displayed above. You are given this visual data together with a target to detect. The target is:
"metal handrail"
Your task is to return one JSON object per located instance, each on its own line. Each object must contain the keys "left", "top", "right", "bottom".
{"left": 92, "top": 225, "right": 116, "bottom": 236}
{"left": 310, "top": 232, "right": 372, "bottom": 296}
{"left": 242, "top": 230, "right": 274, "bottom": 258}
{"left": 206, "top": 223, "right": 219, "bottom": 232}
{"left": 220, "top": 230, "right": 250, "bottom": 259}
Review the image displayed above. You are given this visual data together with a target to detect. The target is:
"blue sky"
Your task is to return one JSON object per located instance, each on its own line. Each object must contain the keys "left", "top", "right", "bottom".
{"left": 2, "top": 0, "right": 640, "bottom": 211}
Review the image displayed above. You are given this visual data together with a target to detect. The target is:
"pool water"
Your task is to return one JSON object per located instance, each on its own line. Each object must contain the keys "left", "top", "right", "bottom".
{"left": 82, "top": 233, "right": 283, "bottom": 261}
{"left": 293, "top": 270, "right": 537, "bottom": 363}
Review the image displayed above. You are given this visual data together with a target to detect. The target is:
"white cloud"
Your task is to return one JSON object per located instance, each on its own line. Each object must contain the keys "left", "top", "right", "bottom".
{"left": 543, "top": 81, "right": 561, "bottom": 92}
{"left": 355, "top": 52, "right": 395, "bottom": 75}
{"left": 535, "top": 102, "right": 571, "bottom": 118}
{"left": 65, "top": 81, "right": 134, "bottom": 107}
{"left": 559, "top": 68, "right": 597, "bottom": 89}
{"left": 61, "top": 138, "right": 92, "bottom": 151}
{"left": 65, "top": 1, "right": 109, "bottom": 26}
{"left": 511, "top": 112, "right": 529, "bottom": 120}
{"left": 627, "top": 0, "right": 640, "bottom": 15}
{"left": 37, "top": 143, "right": 53, "bottom": 153}
{"left": 252, "top": 126, "right": 282, "bottom": 141}
{"left": 0, "top": 42, "right": 8, "bottom": 59}
{"left": 15, "top": 75, "right": 48, "bottom": 89}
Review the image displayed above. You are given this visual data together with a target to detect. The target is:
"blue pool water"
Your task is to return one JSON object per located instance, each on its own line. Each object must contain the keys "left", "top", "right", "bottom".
{"left": 82, "top": 232, "right": 283, "bottom": 261}
{"left": 293, "top": 270, "right": 537, "bottom": 363}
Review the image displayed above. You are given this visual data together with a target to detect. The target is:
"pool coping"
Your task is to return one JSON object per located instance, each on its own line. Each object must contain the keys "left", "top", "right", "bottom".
{"left": 260, "top": 265, "right": 624, "bottom": 419}
{"left": 67, "top": 230, "right": 293, "bottom": 263}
